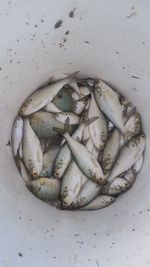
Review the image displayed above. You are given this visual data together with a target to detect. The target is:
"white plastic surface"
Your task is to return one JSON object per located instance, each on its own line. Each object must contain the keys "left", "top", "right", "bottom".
{"left": 0, "top": 1, "right": 150, "bottom": 267}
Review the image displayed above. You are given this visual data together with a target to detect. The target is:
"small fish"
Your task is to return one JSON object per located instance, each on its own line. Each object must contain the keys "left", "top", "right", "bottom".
{"left": 119, "top": 94, "right": 134, "bottom": 118}
{"left": 132, "top": 154, "right": 144, "bottom": 174}
{"left": 53, "top": 111, "right": 97, "bottom": 179}
{"left": 11, "top": 116, "right": 23, "bottom": 157}
{"left": 19, "top": 72, "right": 78, "bottom": 116}
{"left": 30, "top": 111, "right": 76, "bottom": 139}
{"left": 88, "top": 93, "right": 107, "bottom": 151}
{"left": 102, "top": 128, "right": 121, "bottom": 175}
{"left": 123, "top": 168, "right": 136, "bottom": 186}
{"left": 80, "top": 195, "right": 115, "bottom": 210}
{"left": 54, "top": 120, "right": 104, "bottom": 184}
{"left": 71, "top": 180, "right": 101, "bottom": 208}
{"left": 61, "top": 161, "right": 82, "bottom": 207}
{"left": 44, "top": 102, "right": 62, "bottom": 113}
{"left": 54, "top": 112, "right": 80, "bottom": 125}
{"left": 107, "top": 134, "right": 146, "bottom": 184}
{"left": 22, "top": 119, "right": 43, "bottom": 178}
{"left": 40, "top": 145, "right": 60, "bottom": 177}
{"left": 26, "top": 177, "right": 60, "bottom": 202}
{"left": 94, "top": 79, "right": 129, "bottom": 138}
{"left": 102, "top": 177, "right": 130, "bottom": 195}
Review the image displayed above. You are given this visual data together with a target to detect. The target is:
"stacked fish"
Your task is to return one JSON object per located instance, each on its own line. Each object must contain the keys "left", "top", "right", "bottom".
{"left": 11, "top": 72, "right": 146, "bottom": 211}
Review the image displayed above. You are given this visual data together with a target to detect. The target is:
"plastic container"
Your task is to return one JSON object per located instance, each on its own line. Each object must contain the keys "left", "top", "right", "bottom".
{"left": 0, "top": 1, "right": 150, "bottom": 266}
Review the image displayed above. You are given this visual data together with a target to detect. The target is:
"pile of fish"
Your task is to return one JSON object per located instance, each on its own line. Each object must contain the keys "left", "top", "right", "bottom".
{"left": 11, "top": 72, "right": 146, "bottom": 211}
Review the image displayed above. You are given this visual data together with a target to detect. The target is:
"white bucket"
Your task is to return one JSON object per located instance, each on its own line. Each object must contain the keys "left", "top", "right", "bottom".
{"left": 1, "top": 1, "right": 150, "bottom": 266}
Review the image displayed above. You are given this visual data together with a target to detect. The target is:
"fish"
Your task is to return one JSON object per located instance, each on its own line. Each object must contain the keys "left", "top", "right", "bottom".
{"left": 132, "top": 154, "right": 144, "bottom": 174}
{"left": 52, "top": 85, "right": 74, "bottom": 112}
{"left": 30, "top": 111, "right": 76, "bottom": 139}
{"left": 107, "top": 134, "right": 146, "bottom": 184}
{"left": 44, "top": 102, "right": 62, "bottom": 113}
{"left": 80, "top": 195, "right": 115, "bottom": 210}
{"left": 54, "top": 112, "right": 80, "bottom": 125}
{"left": 94, "top": 79, "right": 129, "bottom": 138}
{"left": 53, "top": 119, "right": 104, "bottom": 184}
{"left": 11, "top": 116, "right": 23, "bottom": 157}
{"left": 102, "top": 128, "right": 121, "bottom": 175}
{"left": 40, "top": 145, "right": 60, "bottom": 177}
{"left": 61, "top": 161, "right": 82, "bottom": 207}
{"left": 26, "top": 177, "right": 60, "bottom": 202}
{"left": 123, "top": 168, "right": 136, "bottom": 186}
{"left": 88, "top": 93, "right": 107, "bottom": 151}
{"left": 102, "top": 177, "right": 130, "bottom": 195}
{"left": 119, "top": 94, "right": 134, "bottom": 118}
{"left": 72, "top": 94, "right": 91, "bottom": 115}
{"left": 70, "top": 180, "right": 101, "bottom": 208}
{"left": 19, "top": 159, "right": 31, "bottom": 182}
{"left": 19, "top": 72, "right": 78, "bottom": 116}
{"left": 22, "top": 119, "right": 43, "bottom": 178}
{"left": 53, "top": 111, "right": 98, "bottom": 179}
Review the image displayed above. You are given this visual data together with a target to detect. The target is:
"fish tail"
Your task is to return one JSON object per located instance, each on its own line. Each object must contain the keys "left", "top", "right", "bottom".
{"left": 53, "top": 117, "right": 70, "bottom": 136}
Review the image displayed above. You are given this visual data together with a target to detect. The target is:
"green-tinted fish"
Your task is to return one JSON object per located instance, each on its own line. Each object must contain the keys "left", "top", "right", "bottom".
{"left": 26, "top": 177, "right": 60, "bottom": 202}
{"left": 52, "top": 85, "right": 73, "bottom": 112}
{"left": 94, "top": 80, "right": 129, "bottom": 138}
{"left": 30, "top": 111, "right": 76, "bottom": 139}
{"left": 19, "top": 72, "right": 78, "bottom": 116}
{"left": 22, "top": 119, "right": 43, "bottom": 178}
{"left": 102, "top": 128, "right": 121, "bottom": 175}
{"left": 80, "top": 195, "right": 115, "bottom": 210}
{"left": 107, "top": 134, "right": 146, "bottom": 184}
{"left": 61, "top": 161, "right": 82, "bottom": 207}
{"left": 54, "top": 122, "right": 104, "bottom": 184}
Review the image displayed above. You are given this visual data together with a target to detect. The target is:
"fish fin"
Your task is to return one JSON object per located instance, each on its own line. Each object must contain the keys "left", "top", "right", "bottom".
{"left": 82, "top": 138, "right": 89, "bottom": 146}
{"left": 87, "top": 116, "right": 99, "bottom": 126}
{"left": 53, "top": 117, "right": 70, "bottom": 135}
{"left": 74, "top": 94, "right": 91, "bottom": 103}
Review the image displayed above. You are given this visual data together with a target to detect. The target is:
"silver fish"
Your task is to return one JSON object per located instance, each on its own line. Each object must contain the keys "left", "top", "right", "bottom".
{"left": 22, "top": 119, "right": 43, "bottom": 178}
{"left": 94, "top": 79, "right": 129, "bottom": 137}
{"left": 19, "top": 159, "right": 31, "bottom": 182}
{"left": 54, "top": 112, "right": 80, "bottom": 125}
{"left": 132, "top": 154, "right": 144, "bottom": 174}
{"left": 44, "top": 102, "right": 62, "bottom": 113}
{"left": 30, "top": 111, "right": 76, "bottom": 139}
{"left": 80, "top": 195, "right": 115, "bottom": 210}
{"left": 54, "top": 125, "right": 104, "bottom": 184}
{"left": 107, "top": 134, "right": 146, "bottom": 184}
{"left": 72, "top": 94, "right": 91, "bottom": 115}
{"left": 61, "top": 161, "right": 82, "bottom": 207}
{"left": 71, "top": 180, "right": 101, "bottom": 208}
{"left": 26, "top": 177, "right": 60, "bottom": 202}
{"left": 40, "top": 145, "right": 60, "bottom": 177}
{"left": 123, "top": 168, "right": 136, "bottom": 186}
{"left": 11, "top": 116, "right": 23, "bottom": 157}
{"left": 53, "top": 111, "right": 95, "bottom": 179}
{"left": 103, "top": 177, "right": 130, "bottom": 195}
{"left": 102, "top": 128, "right": 121, "bottom": 175}
{"left": 19, "top": 72, "right": 78, "bottom": 116}
{"left": 89, "top": 93, "right": 107, "bottom": 151}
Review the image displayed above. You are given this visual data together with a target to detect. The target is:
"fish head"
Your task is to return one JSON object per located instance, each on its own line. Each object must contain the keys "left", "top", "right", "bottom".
{"left": 26, "top": 180, "right": 43, "bottom": 194}
{"left": 53, "top": 169, "right": 62, "bottom": 179}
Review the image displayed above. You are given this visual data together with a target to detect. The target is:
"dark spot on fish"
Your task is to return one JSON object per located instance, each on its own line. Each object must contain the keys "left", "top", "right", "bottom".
{"left": 69, "top": 8, "right": 76, "bottom": 18}
{"left": 6, "top": 140, "right": 11, "bottom": 146}
{"left": 131, "top": 75, "right": 140, "bottom": 79}
{"left": 54, "top": 20, "right": 63, "bottom": 29}
{"left": 65, "top": 30, "right": 69, "bottom": 35}
{"left": 18, "top": 252, "right": 23, "bottom": 257}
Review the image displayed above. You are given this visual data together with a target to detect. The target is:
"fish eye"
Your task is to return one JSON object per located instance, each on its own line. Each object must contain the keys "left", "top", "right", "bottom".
{"left": 102, "top": 201, "right": 104, "bottom": 204}
{"left": 99, "top": 177, "right": 103, "bottom": 182}
{"left": 141, "top": 134, "right": 145, "bottom": 138}
{"left": 55, "top": 171, "right": 60, "bottom": 177}
{"left": 32, "top": 171, "right": 37, "bottom": 177}
{"left": 20, "top": 108, "right": 24, "bottom": 114}
{"left": 63, "top": 201, "right": 67, "bottom": 206}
